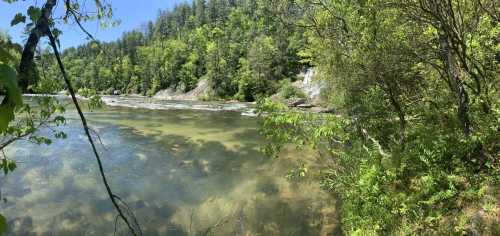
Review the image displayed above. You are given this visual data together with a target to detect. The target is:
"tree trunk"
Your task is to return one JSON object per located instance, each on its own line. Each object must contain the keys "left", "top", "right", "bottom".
{"left": 438, "top": 28, "right": 471, "bottom": 136}
{"left": 388, "top": 87, "right": 406, "bottom": 134}
{"left": 18, "top": 0, "right": 57, "bottom": 92}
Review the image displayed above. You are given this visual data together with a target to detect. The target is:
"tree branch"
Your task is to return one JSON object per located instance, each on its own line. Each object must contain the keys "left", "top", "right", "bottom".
{"left": 16, "top": 0, "right": 142, "bottom": 235}
{"left": 46, "top": 27, "right": 141, "bottom": 236}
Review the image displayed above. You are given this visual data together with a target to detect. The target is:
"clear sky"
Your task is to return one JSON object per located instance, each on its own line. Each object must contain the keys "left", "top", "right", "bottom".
{"left": 0, "top": 0, "right": 190, "bottom": 49}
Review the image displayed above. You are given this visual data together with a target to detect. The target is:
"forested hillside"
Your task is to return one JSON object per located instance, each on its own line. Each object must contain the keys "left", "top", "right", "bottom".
{"left": 36, "top": 0, "right": 305, "bottom": 101}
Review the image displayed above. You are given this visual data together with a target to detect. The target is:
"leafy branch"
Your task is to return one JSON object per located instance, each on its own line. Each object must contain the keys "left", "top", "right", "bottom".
{"left": 6, "top": 0, "right": 143, "bottom": 235}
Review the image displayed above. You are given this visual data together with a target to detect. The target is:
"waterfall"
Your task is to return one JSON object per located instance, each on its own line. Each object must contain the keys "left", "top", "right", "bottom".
{"left": 303, "top": 68, "right": 315, "bottom": 86}
{"left": 301, "top": 68, "right": 323, "bottom": 102}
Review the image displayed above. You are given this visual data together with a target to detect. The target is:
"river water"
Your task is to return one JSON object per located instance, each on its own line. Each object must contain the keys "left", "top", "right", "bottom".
{"left": 0, "top": 97, "right": 338, "bottom": 235}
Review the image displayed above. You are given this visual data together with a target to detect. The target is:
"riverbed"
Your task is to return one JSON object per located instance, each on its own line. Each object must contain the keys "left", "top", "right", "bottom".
{"left": 0, "top": 97, "right": 339, "bottom": 235}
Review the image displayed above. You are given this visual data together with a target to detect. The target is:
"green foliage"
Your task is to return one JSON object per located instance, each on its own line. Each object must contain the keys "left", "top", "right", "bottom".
{"left": 260, "top": 0, "right": 499, "bottom": 234}
{"left": 0, "top": 38, "right": 23, "bottom": 133}
{"left": 0, "top": 64, "right": 22, "bottom": 132}
{"left": 1, "top": 158, "right": 17, "bottom": 175}
{"left": 261, "top": 99, "right": 499, "bottom": 234}
{"left": 1, "top": 96, "right": 67, "bottom": 187}
{"left": 0, "top": 214, "right": 6, "bottom": 236}
{"left": 78, "top": 88, "right": 103, "bottom": 110}
{"left": 0, "top": 30, "right": 66, "bottom": 171}
{"left": 235, "top": 58, "right": 277, "bottom": 101}
{"left": 277, "top": 79, "right": 305, "bottom": 99}
{"left": 38, "top": 0, "right": 304, "bottom": 100}
{"left": 10, "top": 13, "right": 25, "bottom": 26}
{"left": 27, "top": 6, "right": 41, "bottom": 22}
{"left": 0, "top": 47, "right": 14, "bottom": 63}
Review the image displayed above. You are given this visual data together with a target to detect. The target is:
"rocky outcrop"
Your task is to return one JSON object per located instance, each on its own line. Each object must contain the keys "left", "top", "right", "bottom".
{"left": 154, "top": 79, "right": 213, "bottom": 101}
{"left": 153, "top": 87, "right": 189, "bottom": 100}
{"left": 287, "top": 98, "right": 307, "bottom": 107}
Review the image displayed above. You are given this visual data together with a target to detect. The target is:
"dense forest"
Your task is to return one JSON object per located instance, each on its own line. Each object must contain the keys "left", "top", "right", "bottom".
{"left": 1, "top": 0, "right": 499, "bottom": 235}
{"left": 34, "top": 0, "right": 306, "bottom": 101}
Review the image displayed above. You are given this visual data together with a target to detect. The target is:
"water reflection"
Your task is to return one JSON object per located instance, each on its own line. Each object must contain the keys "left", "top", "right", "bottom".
{"left": 1, "top": 106, "right": 339, "bottom": 235}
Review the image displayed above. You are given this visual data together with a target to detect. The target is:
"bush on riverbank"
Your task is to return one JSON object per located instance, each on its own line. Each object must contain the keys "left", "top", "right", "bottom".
{"left": 258, "top": 0, "right": 499, "bottom": 234}
{"left": 258, "top": 99, "right": 499, "bottom": 235}
{"left": 277, "top": 79, "right": 306, "bottom": 100}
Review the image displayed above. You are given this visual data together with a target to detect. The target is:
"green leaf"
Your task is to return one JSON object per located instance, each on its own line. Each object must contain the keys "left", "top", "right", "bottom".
{"left": 28, "top": 136, "right": 52, "bottom": 145}
{"left": 53, "top": 116, "right": 66, "bottom": 125}
{"left": 52, "top": 28, "right": 62, "bottom": 38}
{"left": 51, "top": 28, "right": 63, "bottom": 48}
{"left": 1, "top": 159, "right": 7, "bottom": 175}
{"left": 54, "top": 131, "right": 67, "bottom": 139}
{"left": 0, "top": 47, "right": 14, "bottom": 64}
{"left": 0, "top": 64, "right": 22, "bottom": 133}
{"left": 0, "top": 214, "right": 6, "bottom": 235}
{"left": 27, "top": 6, "right": 42, "bottom": 22}
{"left": 10, "top": 13, "right": 26, "bottom": 26}
{"left": 7, "top": 161, "right": 16, "bottom": 172}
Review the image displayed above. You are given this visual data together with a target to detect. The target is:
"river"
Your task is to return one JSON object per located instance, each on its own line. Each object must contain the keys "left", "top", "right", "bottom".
{"left": 0, "top": 97, "right": 339, "bottom": 235}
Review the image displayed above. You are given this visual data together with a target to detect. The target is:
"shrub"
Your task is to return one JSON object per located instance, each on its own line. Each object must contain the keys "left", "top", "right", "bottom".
{"left": 258, "top": 99, "right": 500, "bottom": 235}
{"left": 278, "top": 79, "right": 305, "bottom": 99}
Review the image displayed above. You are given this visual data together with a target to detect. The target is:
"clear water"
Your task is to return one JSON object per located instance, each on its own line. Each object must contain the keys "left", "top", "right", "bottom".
{"left": 0, "top": 100, "right": 339, "bottom": 235}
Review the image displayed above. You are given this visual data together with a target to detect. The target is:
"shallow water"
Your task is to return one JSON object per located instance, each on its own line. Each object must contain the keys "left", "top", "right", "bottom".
{"left": 100, "top": 95, "right": 256, "bottom": 115}
{"left": 0, "top": 100, "right": 339, "bottom": 235}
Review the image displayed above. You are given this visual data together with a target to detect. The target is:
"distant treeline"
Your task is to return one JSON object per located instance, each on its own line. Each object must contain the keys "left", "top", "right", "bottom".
{"left": 35, "top": 0, "right": 306, "bottom": 101}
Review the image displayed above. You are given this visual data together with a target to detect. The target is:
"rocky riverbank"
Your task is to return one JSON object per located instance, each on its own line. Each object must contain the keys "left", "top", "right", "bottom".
{"left": 151, "top": 68, "right": 331, "bottom": 111}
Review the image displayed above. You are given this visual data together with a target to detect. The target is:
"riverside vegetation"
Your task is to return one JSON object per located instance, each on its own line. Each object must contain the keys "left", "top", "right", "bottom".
{"left": 0, "top": 0, "right": 499, "bottom": 235}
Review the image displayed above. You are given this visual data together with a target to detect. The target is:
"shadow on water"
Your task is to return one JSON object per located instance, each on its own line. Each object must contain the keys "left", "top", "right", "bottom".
{"left": 1, "top": 107, "right": 341, "bottom": 235}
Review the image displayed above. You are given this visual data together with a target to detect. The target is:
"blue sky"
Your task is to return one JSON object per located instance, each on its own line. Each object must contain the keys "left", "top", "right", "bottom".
{"left": 0, "top": 0, "right": 190, "bottom": 49}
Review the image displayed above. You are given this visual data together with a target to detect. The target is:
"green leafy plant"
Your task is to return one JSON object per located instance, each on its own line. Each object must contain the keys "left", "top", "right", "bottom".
{"left": 278, "top": 79, "right": 305, "bottom": 99}
{"left": 0, "top": 214, "right": 6, "bottom": 235}
{"left": 0, "top": 41, "right": 22, "bottom": 133}
{"left": 0, "top": 64, "right": 22, "bottom": 132}
{"left": 77, "top": 88, "right": 103, "bottom": 110}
